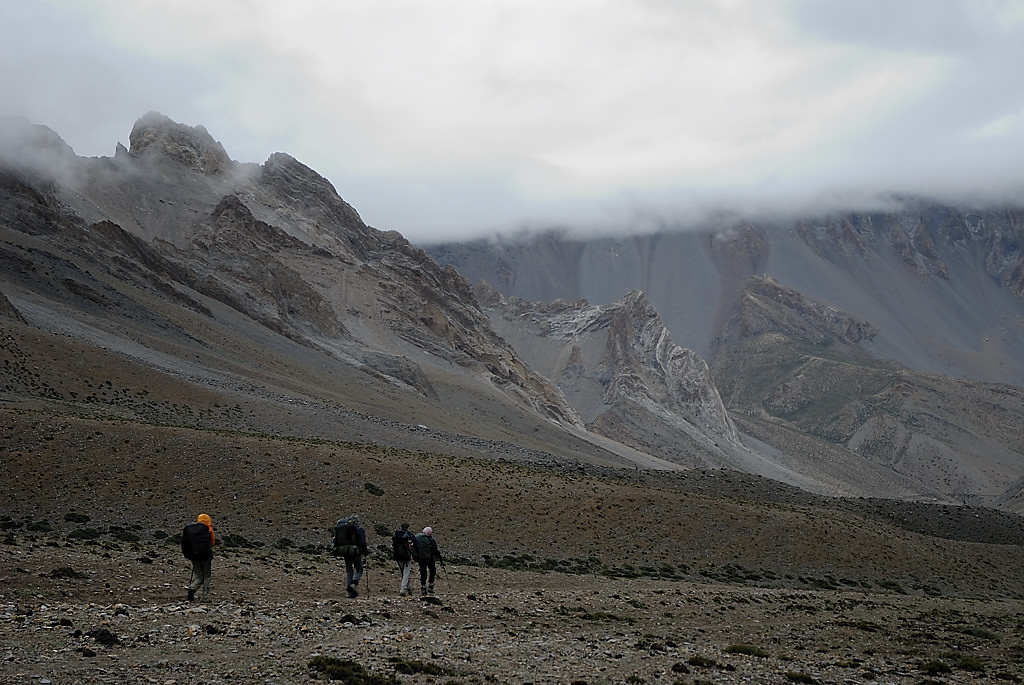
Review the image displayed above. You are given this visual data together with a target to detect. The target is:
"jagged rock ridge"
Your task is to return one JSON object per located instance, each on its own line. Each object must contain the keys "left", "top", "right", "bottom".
{"left": 0, "top": 113, "right": 582, "bottom": 432}
{"left": 479, "top": 286, "right": 740, "bottom": 464}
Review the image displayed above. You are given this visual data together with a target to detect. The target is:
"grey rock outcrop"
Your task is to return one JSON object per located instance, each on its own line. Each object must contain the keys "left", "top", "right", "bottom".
{"left": 0, "top": 113, "right": 582, "bottom": 427}
{"left": 128, "top": 111, "right": 232, "bottom": 175}
{"left": 481, "top": 284, "right": 748, "bottom": 467}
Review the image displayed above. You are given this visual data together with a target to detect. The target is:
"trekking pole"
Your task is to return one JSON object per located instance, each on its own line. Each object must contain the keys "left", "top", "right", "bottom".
{"left": 363, "top": 557, "right": 371, "bottom": 597}
{"left": 440, "top": 559, "right": 451, "bottom": 591}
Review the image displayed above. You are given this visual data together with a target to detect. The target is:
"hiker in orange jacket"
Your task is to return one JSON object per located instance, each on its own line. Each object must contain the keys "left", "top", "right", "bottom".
{"left": 182, "top": 513, "right": 215, "bottom": 602}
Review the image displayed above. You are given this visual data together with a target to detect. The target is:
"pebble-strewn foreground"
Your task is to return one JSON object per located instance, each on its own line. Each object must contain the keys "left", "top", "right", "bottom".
{"left": 2, "top": 543, "right": 1022, "bottom": 684}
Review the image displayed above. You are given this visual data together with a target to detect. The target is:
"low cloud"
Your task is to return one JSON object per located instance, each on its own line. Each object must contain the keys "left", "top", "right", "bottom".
{"left": 3, "top": 1, "right": 1024, "bottom": 243}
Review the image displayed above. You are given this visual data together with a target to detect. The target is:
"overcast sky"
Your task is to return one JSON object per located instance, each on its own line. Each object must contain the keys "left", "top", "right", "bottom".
{"left": 3, "top": 1, "right": 1024, "bottom": 243}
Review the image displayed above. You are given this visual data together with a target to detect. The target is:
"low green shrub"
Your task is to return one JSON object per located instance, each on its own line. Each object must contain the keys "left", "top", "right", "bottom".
{"left": 308, "top": 656, "right": 396, "bottom": 684}
{"left": 725, "top": 643, "right": 770, "bottom": 657}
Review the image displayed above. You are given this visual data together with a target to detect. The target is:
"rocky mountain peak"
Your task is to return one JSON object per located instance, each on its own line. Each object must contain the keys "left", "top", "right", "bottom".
{"left": 481, "top": 285, "right": 742, "bottom": 466}
{"left": 0, "top": 116, "right": 75, "bottom": 160}
{"left": 721, "top": 274, "right": 877, "bottom": 346}
{"left": 128, "top": 111, "right": 232, "bottom": 175}
{"left": 256, "top": 152, "right": 367, "bottom": 239}
{"left": 0, "top": 117, "right": 78, "bottom": 188}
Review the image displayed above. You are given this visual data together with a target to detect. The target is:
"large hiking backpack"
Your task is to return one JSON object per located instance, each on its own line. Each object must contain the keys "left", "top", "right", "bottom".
{"left": 333, "top": 518, "right": 359, "bottom": 559}
{"left": 392, "top": 530, "right": 411, "bottom": 562}
{"left": 413, "top": 532, "right": 434, "bottom": 562}
{"left": 181, "top": 522, "right": 213, "bottom": 561}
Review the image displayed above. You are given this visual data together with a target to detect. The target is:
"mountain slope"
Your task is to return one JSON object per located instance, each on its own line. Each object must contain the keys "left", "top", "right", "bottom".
{"left": 428, "top": 208, "right": 1024, "bottom": 512}
{"left": 0, "top": 113, "right": 629, "bottom": 467}
{"left": 4, "top": 112, "right": 1024, "bottom": 514}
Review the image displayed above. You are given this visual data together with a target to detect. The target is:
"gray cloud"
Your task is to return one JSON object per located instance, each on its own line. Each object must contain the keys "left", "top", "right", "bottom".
{"left": 3, "top": 0, "right": 1024, "bottom": 243}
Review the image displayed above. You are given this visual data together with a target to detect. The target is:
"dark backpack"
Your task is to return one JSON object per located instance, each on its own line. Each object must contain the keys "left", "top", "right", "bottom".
{"left": 334, "top": 518, "right": 356, "bottom": 546}
{"left": 413, "top": 533, "right": 435, "bottom": 562}
{"left": 181, "top": 522, "right": 212, "bottom": 561}
{"left": 334, "top": 518, "right": 360, "bottom": 559}
{"left": 392, "top": 530, "right": 412, "bottom": 561}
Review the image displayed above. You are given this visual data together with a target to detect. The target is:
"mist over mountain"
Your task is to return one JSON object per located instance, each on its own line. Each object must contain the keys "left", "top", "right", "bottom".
{"left": 2, "top": 113, "right": 1023, "bottom": 522}
{"left": 427, "top": 194, "right": 1024, "bottom": 512}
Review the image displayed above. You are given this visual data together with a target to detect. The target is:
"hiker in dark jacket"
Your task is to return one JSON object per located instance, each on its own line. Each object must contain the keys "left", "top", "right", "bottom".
{"left": 334, "top": 514, "right": 369, "bottom": 598}
{"left": 181, "top": 513, "right": 215, "bottom": 602}
{"left": 392, "top": 522, "right": 417, "bottom": 596}
{"left": 412, "top": 526, "right": 442, "bottom": 595}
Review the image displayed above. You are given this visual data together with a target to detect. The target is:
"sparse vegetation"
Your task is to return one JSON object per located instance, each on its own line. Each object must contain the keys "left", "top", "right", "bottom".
{"left": 220, "top": 533, "right": 261, "bottom": 548}
{"left": 389, "top": 658, "right": 448, "bottom": 676}
{"left": 67, "top": 527, "right": 102, "bottom": 540}
{"left": 955, "top": 626, "right": 1000, "bottom": 640}
{"left": 921, "top": 660, "right": 952, "bottom": 676}
{"left": 308, "top": 656, "right": 396, "bottom": 683}
{"left": 837, "top": 619, "right": 884, "bottom": 633}
{"left": 109, "top": 526, "right": 140, "bottom": 542}
{"left": 725, "top": 643, "right": 771, "bottom": 657}
{"left": 48, "top": 566, "right": 85, "bottom": 579}
{"left": 943, "top": 652, "right": 986, "bottom": 672}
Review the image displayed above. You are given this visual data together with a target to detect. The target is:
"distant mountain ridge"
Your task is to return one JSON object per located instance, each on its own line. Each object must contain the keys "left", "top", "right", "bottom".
{"left": 428, "top": 198, "right": 1024, "bottom": 511}
{"left": 2, "top": 113, "right": 1023, "bottom": 514}
{"left": 428, "top": 209, "right": 1024, "bottom": 386}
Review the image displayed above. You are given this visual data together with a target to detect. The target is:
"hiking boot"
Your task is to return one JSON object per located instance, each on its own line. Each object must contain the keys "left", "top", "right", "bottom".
{"left": 346, "top": 584, "right": 358, "bottom": 598}
{"left": 187, "top": 589, "right": 195, "bottom": 601}
{"left": 420, "top": 586, "right": 427, "bottom": 596}
{"left": 427, "top": 585, "right": 435, "bottom": 595}
{"left": 399, "top": 588, "right": 409, "bottom": 597}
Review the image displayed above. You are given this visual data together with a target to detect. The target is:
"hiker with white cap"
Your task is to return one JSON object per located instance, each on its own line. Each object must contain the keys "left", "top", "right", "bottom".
{"left": 412, "top": 526, "right": 443, "bottom": 595}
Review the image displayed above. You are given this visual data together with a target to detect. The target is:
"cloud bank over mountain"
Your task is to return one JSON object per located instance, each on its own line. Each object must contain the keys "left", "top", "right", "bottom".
{"left": 3, "top": 1, "right": 1024, "bottom": 241}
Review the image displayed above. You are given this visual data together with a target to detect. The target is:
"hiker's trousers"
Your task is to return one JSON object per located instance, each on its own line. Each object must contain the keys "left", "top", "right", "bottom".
{"left": 189, "top": 559, "right": 212, "bottom": 601}
{"left": 397, "top": 560, "right": 412, "bottom": 593}
{"left": 418, "top": 559, "right": 436, "bottom": 589}
{"left": 344, "top": 555, "right": 364, "bottom": 587}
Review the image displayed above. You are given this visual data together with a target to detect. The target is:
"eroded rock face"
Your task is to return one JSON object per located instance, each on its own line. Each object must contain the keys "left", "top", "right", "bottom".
{"left": 718, "top": 274, "right": 877, "bottom": 346}
{"left": 708, "top": 272, "right": 1024, "bottom": 509}
{"left": 795, "top": 206, "right": 1024, "bottom": 295}
{"left": 482, "top": 285, "right": 740, "bottom": 465}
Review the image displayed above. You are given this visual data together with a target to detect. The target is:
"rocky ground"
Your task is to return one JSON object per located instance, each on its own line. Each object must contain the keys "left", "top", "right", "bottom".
{"left": 3, "top": 539, "right": 1023, "bottom": 685}
{"left": 3, "top": 320, "right": 1024, "bottom": 684}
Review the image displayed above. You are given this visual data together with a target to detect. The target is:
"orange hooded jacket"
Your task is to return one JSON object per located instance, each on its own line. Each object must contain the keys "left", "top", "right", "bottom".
{"left": 197, "top": 513, "right": 215, "bottom": 547}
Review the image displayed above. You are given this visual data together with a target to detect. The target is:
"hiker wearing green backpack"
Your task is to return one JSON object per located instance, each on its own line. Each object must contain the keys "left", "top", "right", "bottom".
{"left": 412, "top": 526, "right": 443, "bottom": 595}
{"left": 333, "top": 514, "right": 368, "bottom": 598}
